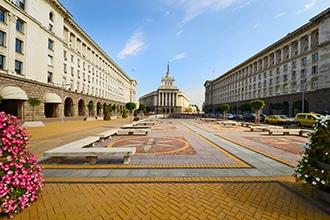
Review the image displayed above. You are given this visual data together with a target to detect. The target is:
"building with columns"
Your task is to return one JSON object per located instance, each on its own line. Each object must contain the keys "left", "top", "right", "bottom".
{"left": 0, "top": 0, "right": 136, "bottom": 120}
{"left": 139, "top": 64, "right": 190, "bottom": 114}
{"left": 204, "top": 7, "right": 330, "bottom": 116}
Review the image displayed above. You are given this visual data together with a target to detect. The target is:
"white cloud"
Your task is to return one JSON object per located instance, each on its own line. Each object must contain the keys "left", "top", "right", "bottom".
{"left": 172, "top": 52, "right": 187, "bottom": 60}
{"left": 274, "top": 12, "right": 285, "bottom": 18}
{"left": 117, "top": 32, "right": 145, "bottom": 59}
{"left": 252, "top": 23, "right": 261, "bottom": 28}
{"left": 176, "top": 30, "right": 184, "bottom": 36}
{"left": 297, "top": 0, "right": 316, "bottom": 14}
{"left": 176, "top": 0, "right": 238, "bottom": 25}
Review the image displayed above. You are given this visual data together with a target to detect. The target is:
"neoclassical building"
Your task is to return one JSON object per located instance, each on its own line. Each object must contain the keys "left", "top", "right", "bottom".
{"left": 139, "top": 64, "right": 190, "bottom": 114}
{"left": 0, "top": 0, "right": 136, "bottom": 120}
{"left": 204, "top": 7, "right": 330, "bottom": 116}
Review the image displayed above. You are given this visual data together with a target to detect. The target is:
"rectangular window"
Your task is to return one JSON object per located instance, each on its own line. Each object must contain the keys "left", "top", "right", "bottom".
{"left": 292, "top": 61, "right": 297, "bottom": 68}
{"left": 283, "top": 64, "right": 288, "bottom": 71}
{"left": 15, "top": 0, "right": 25, "bottom": 10}
{"left": 48, "top": 39, "right": 53, "bottom": 50}
{"left": 269, "top": 79, "right": 273, "bottom": 85}
{"left": 283, "top": 75, "right": 288, "bottom": 81}
{"left": 15, "top": 60, "right": 22, "bottom": 74}
{"left": 63, "top": 63, "right": 67, "bottom": 73}
{"left": 0, "top": 9, "right": 5, "bottom": 22}
{"left": 292, "top": 71, "right": 296, "bottom": 79}
{"left": 301, "top": 57, "right": 307, "bottom": 65}
{"left": 0, "top": 31, "right": 5, "bottom": 46}
{"left": 47, "top": 72, "right": 53, "bottom": 83}
{"left": 0, "top": 55, "right": 4, "bottom": 70}
{"left": 15, "top": 39, "right": 23, "bottom": 53}
{"left": 47, "top": 55, "right": 53, "bottom": 66}
{"left": 301, "top": 69, "right": 307, "bottom": 77}
{"left": 16, "top": 19, "right": 23, "bottom": 32}
{"left": 269, "top": 70, "right": 273, "bottom": 76}
{"left": 313, "top": 79, "right": 318, "bottom": 88}
{"left": 312, "top": 65, "right": 318, "bottom": 74}
{"left": 276, "top": 67, "right": 280, "bottom": 74}
{"left": 312, "top": 53, "right": 318, "bottom": 62}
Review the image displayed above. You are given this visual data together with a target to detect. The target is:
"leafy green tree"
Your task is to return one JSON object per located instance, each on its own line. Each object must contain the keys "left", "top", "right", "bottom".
{"left": 87, "top": 102, "right": 94, "bottom": 116}
{"left": 138, "top": 104, "right": 146, "bottom": 115}
{"left": 27, "top": 98, "right": 41, "bottom": 121}
{"left": 239, "top": 104, "right": 251, "bottom": 113}
{"left": 250, "top": 99, "right": 265, "bottom": 124}
{"left": 220, "top": 103, "right": 230, "bottom": 120}
{"left": 125, "top": 102, "right": 136, "bottom": 123}
{"left": 103, "top": 104, "right": 111, "bottom": 120}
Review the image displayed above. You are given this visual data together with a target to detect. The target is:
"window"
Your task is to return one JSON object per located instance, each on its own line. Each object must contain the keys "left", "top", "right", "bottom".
{"left": 48, "top": 23, "right": 53, "bottom": 32}
{"left": 313, "top": 79, "right": 318, "bottom": 89}
{"left": 0, "top": 54, "right": 4, "bottom": 70}
{"left": 15, "top": 60, "right": 22, "bottom": 74}
{"left": 48, "top": 39, "right": 53, "bottom": 50}
{"left": 47, "top": 55, "right": 53, "bottom": 66}
{"left": 276, "top": 76, "right": 280, "bottom": 83}
{"left": 0, "top": 8, "right": 5, "bottom": 22}
{"left": 63, "top": 50, "right": 67, "bottom": 59}
{"left": 276, "top": 67, "right": 280, "bottom": 74}
{"left": 312, "top": 65, "right": 318, "bottom": 74}
{"left": 301, "top": 57, "right": 307, "bottom": 65}
{"left": 15, "top": 39, "right": 23, "bottom": 53}
{"left": 49, "top": 12, "right": 53, "bottom": 21}
{"left": 15, "top": 0, "right": 25, "bottom": 10}
{"left": 284, "top": 74, "right": 288, "bottom": 81}
{"left": 16, "top": 19, "right": 23, "bottom": 32}
{"left": 283, "top": 64, "right": 288, "bottom": 71}
{"left": 47, "top": 72, "right": 53, "bottom": 83}
{"left": 301, "top": 69, "right": 307, "bottom": 77}
{"left": 292, "top": 71, "right": 296, "bottom": 79}
{"left": 0, "top": 31, "right": 5, "bottom": 46}
{"left": 292, "top": 61, "right": 297, "bottom": 68}
{"left": 269, "top": 79, "right": 273, "bottom": 85}
{"left": 269, "top": 70, "right": 273, "bottom": 76}
{"left": 312, "top": 53, "right": 318, "bottom": 62}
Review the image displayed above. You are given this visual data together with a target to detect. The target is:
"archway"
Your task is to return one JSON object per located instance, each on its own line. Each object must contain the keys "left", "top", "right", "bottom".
{"left": 43, "top": 93, "right": 61, "bottom": 118}
{"left": 64, "top": 97, "right": 73, "bottom": 117}
{"left": 78, "top": 99, "right": 85, "bottom": 116}
{"left": 0, "top": 85, "right": 28, "bottom": 119}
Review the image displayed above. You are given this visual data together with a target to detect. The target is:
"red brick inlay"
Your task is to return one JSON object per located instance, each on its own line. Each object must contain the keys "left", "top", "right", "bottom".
{"left": 107, "top": 136, "right": 197, "bottom": 155}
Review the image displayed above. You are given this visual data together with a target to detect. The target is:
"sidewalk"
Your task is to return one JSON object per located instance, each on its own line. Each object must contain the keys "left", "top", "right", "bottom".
{"left": 5, "top": 117, "right": 330, "bottom": 219}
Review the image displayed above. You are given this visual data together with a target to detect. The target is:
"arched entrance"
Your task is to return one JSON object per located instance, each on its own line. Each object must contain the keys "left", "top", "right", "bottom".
{"left": 44, "top": 93, "right": 61, "bottom": 118}
{"left": 0, "top": 85, "right": 28, "bottom": 119}
{"left": 64, "top": 98, "right": 74, "bottom": 117}
{"left": 78, "top": 99, "right": 85, "bottom": 116}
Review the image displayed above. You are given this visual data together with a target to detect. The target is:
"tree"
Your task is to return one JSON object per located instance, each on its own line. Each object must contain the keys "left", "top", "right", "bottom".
{"left": 138, "top": 104, "right": 146, "bottom": 116}
{"left": 103, "top": 104, "right": 111, "bottom": 120}
{"left": 240, "top": 103, "right": 251, "bottom": 113}
{"left": 27, "top": 98, "right": 41, "bottom": 121}
{"left": 250, "top": 99, "right": 265, "bottom": 124}
{"left": 220, "top": 103, "right": 230, "bottom": 120}
{"left": 87, "top": 102, "right": 94, "bottom": 117}
{"left": 125, "top": 102, "right": 136, "bottom": 123}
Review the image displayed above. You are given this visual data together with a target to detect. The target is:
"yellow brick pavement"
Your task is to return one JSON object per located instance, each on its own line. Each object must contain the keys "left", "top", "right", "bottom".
{"left": 2, "top": 118, "right": 330, "bottom": 219}
{"left": 8, "top": 177, "right": 330, "bottom": 220}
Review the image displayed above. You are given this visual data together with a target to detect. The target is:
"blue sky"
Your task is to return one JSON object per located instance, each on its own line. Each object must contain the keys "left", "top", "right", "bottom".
{"left": 60, "top": 0, "right": 329, "bottom": 109}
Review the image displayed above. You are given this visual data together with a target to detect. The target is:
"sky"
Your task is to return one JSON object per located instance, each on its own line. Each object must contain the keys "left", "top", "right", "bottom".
{"left": 59, "top": 0, "right": 329, "bottom": 109}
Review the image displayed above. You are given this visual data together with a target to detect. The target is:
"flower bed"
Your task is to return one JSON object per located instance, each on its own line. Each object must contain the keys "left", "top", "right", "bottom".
{"left": 0, "top": 112, "right": 44, "bottom": 218}
{"left": 294, "top": 115, "right": 330, "bottom": 197}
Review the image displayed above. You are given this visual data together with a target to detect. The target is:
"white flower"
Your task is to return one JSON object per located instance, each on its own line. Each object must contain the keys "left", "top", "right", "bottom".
{"left": 312, "top": 181, "right": 317, "bottom": 185}
{"left": 325, "top": 152, "right": 329, "bottom": 156}
{"left": 304, "top": 159, "right": 308, "bottom": 163}
{"left": 316, "top": 177, "right": 320, "bottom": 182}
{"left": 304, "top": 174, "right": 308, "bottom": 178}
{"left": 321, "top": 180, "right": 326, "bottom": 184}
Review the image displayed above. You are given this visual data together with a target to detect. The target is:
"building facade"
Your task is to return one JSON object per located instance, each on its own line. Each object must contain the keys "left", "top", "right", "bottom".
{"left": 204, "top": 7, "right": 330, "bottom": 116}
{"left": 139, "top": 64, "right": 190, "bottom": 114}
{"left": 0, "top": 0, "right": 136, "bottom": 120}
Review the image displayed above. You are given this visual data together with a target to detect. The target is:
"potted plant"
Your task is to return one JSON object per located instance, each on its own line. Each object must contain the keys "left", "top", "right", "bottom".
{"left": 0, "top": 112, "right": 44, "bottom": 218}
{"left": 294, "top": 115, "right": 330, "bottom": 203}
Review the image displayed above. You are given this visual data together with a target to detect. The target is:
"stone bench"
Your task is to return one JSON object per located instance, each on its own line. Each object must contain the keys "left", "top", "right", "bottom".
{"left": 135, "top": 121, "right": 156, "bottom": 126}
{"left": 117, "top": 128, "right": 150, "bottom": 136}
{"left": 268, "top": 129, "right": 311, "bottom": 136}
{"left": 250, "top": 125, "right": 283, "bottom": 131}
{"left": 241, "top": 122, "right": 255, "bottom": 127}
{"left": 217, "top": 120, "right": 238, "bottom": 126}
{"left": 96, "top": 129, "right": 117, "bottom": 142}
{"left": 44, "top": 147, "right": 136, "bottom": 164}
